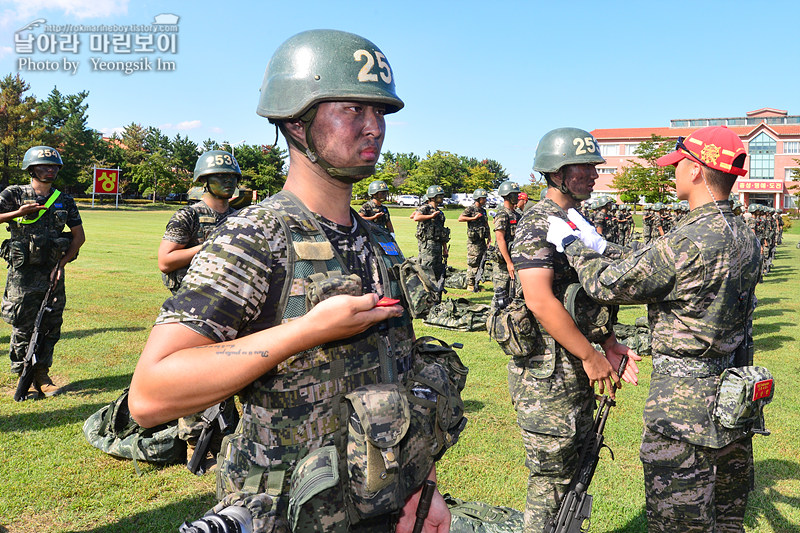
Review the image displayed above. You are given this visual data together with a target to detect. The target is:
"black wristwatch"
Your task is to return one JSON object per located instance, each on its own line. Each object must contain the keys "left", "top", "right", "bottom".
{"left": 561, "top": 234, "right": 578, "bottom": 249}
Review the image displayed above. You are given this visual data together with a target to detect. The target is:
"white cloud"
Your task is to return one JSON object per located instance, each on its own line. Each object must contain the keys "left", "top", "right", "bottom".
{"left": 4, "top": 0, "right": 129, "bottom": 21}
{"left": 99, "top": 126, "right": 125, "bottom": 138}
{"left": 160, "top": 120, "right": 202, "bottom": 131}
{"left": 0, "top": 45, "right": 12, "bottom": 59}
{"left": 209, "top": 126, "right": 223, "bottom": 134}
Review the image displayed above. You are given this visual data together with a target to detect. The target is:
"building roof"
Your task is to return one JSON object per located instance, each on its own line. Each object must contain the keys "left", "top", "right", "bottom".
{"left": 592, "top": 124, "right": 800, "bottom": 141}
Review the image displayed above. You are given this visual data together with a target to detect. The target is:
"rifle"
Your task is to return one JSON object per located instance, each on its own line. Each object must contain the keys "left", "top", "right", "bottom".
{"left": 187, "top": 401, "right": 228, "bottom": 475}
{"left": 474, "top": 244, "right": 491, "bottom": 290}
{"left": 14, "top": 273, "right": 58, "bottom": 402}
{"left": 437, "top": 244, "right": 449, "bottom": 298}
{"left": 412, "top": 480, "right": 437, "bottom": 533}
{"left": 546, "top": 355, "right": 628, "bottom": 533}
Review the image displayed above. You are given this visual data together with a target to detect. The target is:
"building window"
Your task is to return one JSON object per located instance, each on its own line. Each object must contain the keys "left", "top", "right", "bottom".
{"left": 785, "top": 196, "right": 797, "bottom": 209}
{"left": 784, "top": 141, "right": 800, "bottom": 154}
{"left": 598, "top": 167, "right": 617, "bottom": 174}
{"left": 748, "top": 132, "right": 776, "bottom": 179}
{"left": 672, "top": 120, "right": 689, "bottom": 127}
{"left": 728, "top": 118, "right": 746, "bottom": 125}
{"left": 709, "top": 119, "right": 726, "bottom": 126}
{"left": 786, "top": 168, "right": 800, "bottom": 180}
{"left": 624, "top": 143, "right": 639, "bottom": 156}
{"left": 690, "top": 119, "right": 707, "bottom": 127}
{"left": 599, "top": 144, "right": 618, "bottom": 157}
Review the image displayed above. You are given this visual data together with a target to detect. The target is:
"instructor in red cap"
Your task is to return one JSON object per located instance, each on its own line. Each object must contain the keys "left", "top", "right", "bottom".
{"left": 546, "top": 126, "right": 767, "bottom": 532}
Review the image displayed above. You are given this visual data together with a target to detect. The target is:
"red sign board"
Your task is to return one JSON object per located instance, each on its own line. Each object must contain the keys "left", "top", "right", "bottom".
{"left": 736, "top": 180, "right": 782, "bottom": 192}
{"left": 94, "top": 168, "right": 119, "bottom": 194}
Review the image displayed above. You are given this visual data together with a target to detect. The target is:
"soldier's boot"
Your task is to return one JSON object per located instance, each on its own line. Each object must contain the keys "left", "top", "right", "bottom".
{"left": 467, "top": 283, "right": 475, "bottom": 292}
{"left": 33, "top": 367, "right": 61, "bottom": 398}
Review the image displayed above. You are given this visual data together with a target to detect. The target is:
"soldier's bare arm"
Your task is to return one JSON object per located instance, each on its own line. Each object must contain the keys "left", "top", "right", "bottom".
{"left": 129, "top": 293, "right": 403, "bottom": 427}
{"left": 157, "top": 239, "right": 203, "bottom": 273}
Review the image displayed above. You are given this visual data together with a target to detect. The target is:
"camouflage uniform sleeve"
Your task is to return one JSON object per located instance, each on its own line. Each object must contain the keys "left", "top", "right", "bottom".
{"left": 0, "top": 186, "right": 21, "bottom": 213}
{"left": 162, "top": 206, "right": 198, "bottom": 245}
{"left": 493, "top": 210, "right": 508, "bottom": 233}
{"left": 63, "top": 195, "right": 82, "bottom": 227}
{"left": 510, "top": 210, "right": 553, "bottom": 271}
{"left": 358, "top": 202, "right": 372, "bottom": 217}
{"left": 563, "top": 234, "right": 692, "bottom": 304}
{"left": 157, "top": 208, "right": 281, "bottom": 342}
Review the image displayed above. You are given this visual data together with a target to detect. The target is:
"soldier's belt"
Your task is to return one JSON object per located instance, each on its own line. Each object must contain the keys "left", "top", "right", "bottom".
{"left": 652, "top": 353, "right": 735, "bottom": 378}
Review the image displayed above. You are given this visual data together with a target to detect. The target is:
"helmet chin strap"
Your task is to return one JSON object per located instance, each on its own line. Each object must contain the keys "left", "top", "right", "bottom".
{"left": 545, "top": 173, "right": 590, "bottom": 201}
{"left": 283, "top": 106, "right": 376, "bottom": 184}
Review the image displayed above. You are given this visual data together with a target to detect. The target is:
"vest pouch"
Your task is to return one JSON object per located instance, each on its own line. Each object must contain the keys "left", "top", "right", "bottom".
{"left": 52, "top": 209, "right": 68, "bottom": 232}
{"left": 394, "top": 257, "right": 438, "bottom": 319}
{"left": 563, "top": 283, "right": 617, "bottom": 343}
{"left": 487, "top": 298, "right": 542, "bottom": 358}
{"left": 288, "top": 445, "right": 348, "bottom": 533}
{"left": 7, "top": 239, "right": 27, "bottom": 268}
{"left": 305, "top": 272, "right": 363, "bottom": 310}
{"left": 345, "top": 384, "right": 410, "bottom": 519}
{"left": 442, "top": 226, "right": 451, "bottom": 243}
{"left": 714, "top": 366, "right": 774, "bottom": 433}
{"left": 27, "top": 233, "right": 49, "bottom": 266}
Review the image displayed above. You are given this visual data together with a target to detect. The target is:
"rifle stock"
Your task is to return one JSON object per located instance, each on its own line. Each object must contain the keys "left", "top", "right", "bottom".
{"left": 14, "top": 274, "right": 57, "bottom": 402}
{"left": 546, "top": 355, "right": 628, "bottom": 533}
{"left": 186, "top": 402, "right": 225, "bottom": 475}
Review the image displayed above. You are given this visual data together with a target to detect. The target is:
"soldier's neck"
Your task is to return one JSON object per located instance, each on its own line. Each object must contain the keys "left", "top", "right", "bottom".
{"left": 202, "top": 194, "right": 230, "bottom": 214}
{"left": 30, "top": 178, "right": 53, "bottom": 197}
{"left": 284, "top": 161, "right": 353, "bottom": 226}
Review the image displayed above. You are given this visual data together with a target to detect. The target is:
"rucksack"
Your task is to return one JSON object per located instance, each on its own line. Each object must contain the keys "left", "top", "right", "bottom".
{"left": 393, "top": 256, "right": 440, "bottom": 319}
{"left": 423, "top": 298, "right": 490, "bottom": 332}
{"left": 444, "top": 493, "right": 524, "bottom": 533}
{"left": 83, "top": 388, "right": 185, "bottom": 474}
{"left": 444, "top": 267, "right": 469, "bottom": 290}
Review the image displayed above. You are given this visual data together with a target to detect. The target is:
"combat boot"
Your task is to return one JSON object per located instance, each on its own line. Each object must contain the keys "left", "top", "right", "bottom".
{"left": 33, "top": 367, "right": 62, "bottom": 398}
{"left": 467, "top": 283, "right": 474, "bottom": 292}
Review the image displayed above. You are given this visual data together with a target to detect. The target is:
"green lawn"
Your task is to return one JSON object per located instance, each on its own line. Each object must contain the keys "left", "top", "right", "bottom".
{"left": 0, "top": 205, "right": 797, "bottom": 532}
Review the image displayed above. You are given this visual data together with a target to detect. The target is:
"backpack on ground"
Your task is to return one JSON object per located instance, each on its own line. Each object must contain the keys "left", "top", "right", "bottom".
{"left": 444, "top": 493, "right": 524, "bottom": 533}
{"left": 83, "top": 388, "right": 184, "bottom": 474}
{"left": 423, "top": 297, "right": 490, "bottom": 332}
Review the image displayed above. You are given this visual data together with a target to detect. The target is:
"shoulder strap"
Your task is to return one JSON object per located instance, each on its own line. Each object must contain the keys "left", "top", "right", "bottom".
{"left": 15, "top": 189, "right": 61, "bottom": 224}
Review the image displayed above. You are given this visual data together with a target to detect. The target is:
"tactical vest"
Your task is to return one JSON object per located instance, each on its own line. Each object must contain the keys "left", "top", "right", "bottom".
{"left": 465, "top": 206, "right": 489, "bottom": 242}
{"left": 162, "top": 203, "right": 230, "bottom": 291}
{"left": 2, "top": 186, "right": 71, "bottom": 269}
{"left": 217, "top": 191, "right": 415, "bottom": 524}
{"left": 416, "top": 206, "right": 447, "bottom": 242}
{"left": 497, "top": 206, "right": 518, "bottom": 244}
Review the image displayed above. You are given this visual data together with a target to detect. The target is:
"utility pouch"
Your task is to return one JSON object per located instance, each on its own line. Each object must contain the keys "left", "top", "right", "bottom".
{"left": 27, "top": 233, "right": 48, "bottom": 266}
{"left": 0, "top": 239, "right": 10, "bottom": 264}
{"left": 345, "top": 384, "right": 410, "bottom": 518}
{"left": 714, "top": 366, "right": 774, "bottom": 435}
{"left": 563, "top": 283, "right": 617, "bottom": 343}
{"left": 305, "top": 272, "right": 362, "bottom": 310}
{"left": 8, "top": 240, "right": 27, "bottom": 269}
{"left": 486, "top": 298, "right": 542, "bottom": 358}
{"left": 287, "top": 445, "right": 347, "bottom": 532}
{"left": 393, "top": 257, "right": 438, "bottom": 318}
{"left": 442, "top": 226, "right": 451, "bottom": 243}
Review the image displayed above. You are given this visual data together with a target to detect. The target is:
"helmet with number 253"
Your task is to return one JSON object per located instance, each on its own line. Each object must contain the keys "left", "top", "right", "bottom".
{"left": 533, "top": 127, "right": 605, "bottom": 174}
{"left": 256, "top": 29, "right": 404, "bottom": 121}
{"left": 193, "top": 150, "right": 242, "bottom": 183}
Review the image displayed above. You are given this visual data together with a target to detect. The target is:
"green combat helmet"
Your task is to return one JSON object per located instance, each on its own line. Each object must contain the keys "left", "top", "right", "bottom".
{"left": 193, "top": 150, "right": 242, "bottom": 183}
{"left": 653, "top": 202, "right": 664, "bottom": 211}
{"left": 426, "top": 185, "right": 445, "bottom": 199}
{"left": 539, "top": 188, "right": 548, "bottom": 201}
{"left": 368, "top": 180, "right": 389, "bottom": 197}
{"left": 22, "top": 145, "right": 63, "bottom": 170}
{"left": 472, "top": 188, "right": 488, "bottom": 200}
{"left": 533, "top": 127, "right": 605, "bottom": 201}
{"left": 497, "top": 180, "right": 520, "bottom": 198}
{"left": 256, "top": 29, "right": 403, "bottom": 183}
{"left": 748, "top": 204, "right": 758, "bottom": 213}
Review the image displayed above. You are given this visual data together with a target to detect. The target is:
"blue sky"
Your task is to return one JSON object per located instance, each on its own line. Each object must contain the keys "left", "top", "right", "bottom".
{"left": 1, "top": 0, "right": 798, "bottom": 183}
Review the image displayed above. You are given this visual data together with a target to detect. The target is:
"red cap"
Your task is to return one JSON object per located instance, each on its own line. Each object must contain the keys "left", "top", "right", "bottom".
{"left": 657, "top": 126, "right": 747, "bottom": 176}
{"left": 518, "top": 192, "right": 529, "bottom": 201}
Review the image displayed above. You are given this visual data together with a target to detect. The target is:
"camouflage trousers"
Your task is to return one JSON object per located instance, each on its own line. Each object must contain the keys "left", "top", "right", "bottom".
{"left": 492, "top": 262, "right": 517, "bottom": 308}
{"left": 418, "top": 239, "right": 446, "bottom": 291}
{"left": 466, "top": 240, "right": 487, "bottom": 287}
{"left": 1, "top": 267, "right": 66, "bottom": 374}
{"left": 640, "top": 427, "right": 753, "bottom": 533}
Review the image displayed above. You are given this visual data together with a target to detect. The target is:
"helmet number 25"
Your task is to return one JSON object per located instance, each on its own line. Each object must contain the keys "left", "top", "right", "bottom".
{"left": 573, "top": 137, "right": 598, "bottom": 155}
{"left": 354, "top": 49, "right": 392, "bottom": 84}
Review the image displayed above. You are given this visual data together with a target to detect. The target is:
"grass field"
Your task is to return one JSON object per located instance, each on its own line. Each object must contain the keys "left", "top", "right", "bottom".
{"left": 0, "top": 204, "right": 798, "bottom": 532}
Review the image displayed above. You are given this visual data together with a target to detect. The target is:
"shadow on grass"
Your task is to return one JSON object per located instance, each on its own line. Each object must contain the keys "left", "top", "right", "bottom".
{"left": 60, "top": 326, "right": 147, "bottom": 341}
{"left": 0, "top": 401, "right": 107, "bottom": 432}
{"left": 64, "top": 493, "right": 218, "bottom": 533}
{"left": 607, "top": 508, "right": 648, "bottom": 533}
{"left": 62, "top": 372, "right": 133, "bottom": 396}
{"left": 745, "top": 458, "right": 800, "bottom": 532}
{"left": 464, "top": 399, "right": 485, "bottom": 413}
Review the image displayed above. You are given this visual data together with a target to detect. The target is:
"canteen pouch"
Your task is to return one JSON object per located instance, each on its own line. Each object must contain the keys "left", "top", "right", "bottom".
{"left": 287, "top": 445, "right": 348, "bottom": 532}
{"left": 563, "top": 283, "right": 617, "bottom": 344}
{"left": 393, "top": 257, "right": 438, "bottom": 318}
{"left": 345, "top": 384, "right": 410, "bottom": 518}
{"left": 714, "top": 366, "right": 774, "bottom": 435}
{"left": 305, "top": 272, "right": 363, "bottom": 310}
{"left": 486, "top": 298, "right": 543, "bottom": 358}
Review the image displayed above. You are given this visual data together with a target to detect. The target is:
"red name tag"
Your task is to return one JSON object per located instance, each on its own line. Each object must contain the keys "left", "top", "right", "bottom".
{"left": 752, "top": 379, "right": 773, "bottom": 401}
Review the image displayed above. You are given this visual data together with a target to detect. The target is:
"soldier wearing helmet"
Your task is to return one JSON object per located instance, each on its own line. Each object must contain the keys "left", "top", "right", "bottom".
{"left": 508, "top": 128, "right": 642, "bottom": 531}
{"left": 412, "top": 185, "right": 449, "bottom": 298}
{"left": 593, "top": 197, "right": 613, "bottom": 238}
{"left": 157, "top": 150, "right": 242, "bottom": 467}
{"left": 0, "top": 146, "right": 85, "bottom": 399}
{"left": 547, "top": 126, "right": 761, "bottom": 532}
{"left": 492, "top": 180, "right": 521, "bottom": 309}
{"left": 458, "top": 188, "right": 491, "bottom": 291}
{"left": 129, "top": 30, "right": 454, "bottom": 532}
{"left": 358, "top": 180, "right": 394, "bottom": 233}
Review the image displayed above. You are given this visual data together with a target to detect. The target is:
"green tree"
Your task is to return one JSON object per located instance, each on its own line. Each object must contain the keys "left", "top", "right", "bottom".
{"left": 38, "top": 87, "right": 100, "bottom": 193}
{"left": 130, "top": 149, "right": 173, "bottom": 201}
{"left": 168, "top": 134, "right": 199, "bottom": 193}
{"left": 612, "top": 134, "right": 675, "bottom": 203}
{"left": 406, "top": 150, "right": 467, "bottom": 196}
{"left": 462, "top": 165, "right": 495, "bottom": 192}
{"left": 0, "top": 74, "right": 44, "bottom": 188}
{"left": 228, "top": 144, "right": 286, "bottom": 198}
{"left": 482, "top": 158, "right": 509, "bottom": 188}
{"left": 374, "top": 151, "right": 419, "bottom": 193}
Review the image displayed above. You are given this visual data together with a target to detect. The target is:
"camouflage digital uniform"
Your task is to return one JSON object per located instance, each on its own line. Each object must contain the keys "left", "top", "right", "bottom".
{"left": 562, "top": 201, "right": 761, "bottom": 533}
{"left": 358, "top": 198, "right": 392, "bottom": 232}
{"left": 415, "top": 203, "right": 448, "bottom": 288}
{"left": 592, "top": 209, "right": 609, "bottom": 239}
{"left": 642, "top": 208, "right": 654, "bottom": 243}
{"left": 161, "top": 200, "right": 237, "bottom": 294}
{"left": 157, "top": 192, "right": 419, "bottom": 532}
{"left": 508, "top": 199, "right": 620, "bottom": 532}
{"left": 493, "top": 205, "right": 519, "bottom": 306}
{"left": 0, "top": 185, "right": 81, "bottom": 374}
{"left": 461, "top": 203, "right": 490, "bottom": 288}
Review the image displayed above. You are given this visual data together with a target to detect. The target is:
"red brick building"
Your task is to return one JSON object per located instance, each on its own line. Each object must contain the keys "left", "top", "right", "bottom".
{"left": 590, "top": 108, "right": 800, "bottom": 210}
